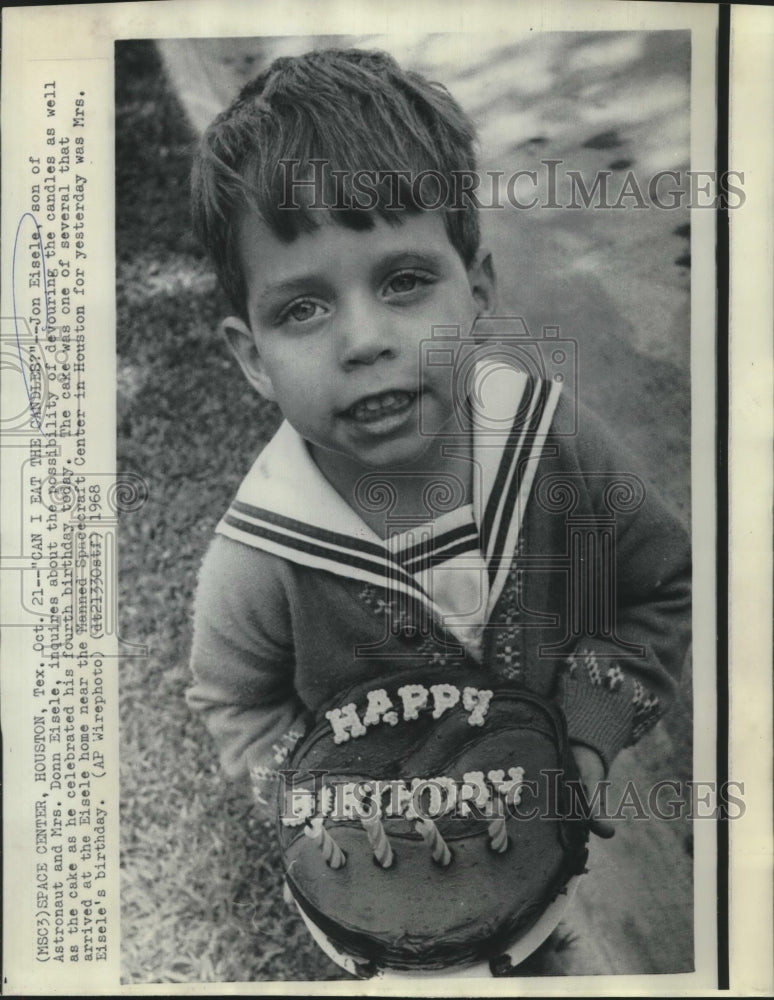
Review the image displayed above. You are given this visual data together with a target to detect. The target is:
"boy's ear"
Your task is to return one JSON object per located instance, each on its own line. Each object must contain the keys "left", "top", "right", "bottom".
{"left": 467, "top": 250, "right": 497, "bottom": 316}
{"left": 220, "top": 316, "right": 277, "bottom": 402}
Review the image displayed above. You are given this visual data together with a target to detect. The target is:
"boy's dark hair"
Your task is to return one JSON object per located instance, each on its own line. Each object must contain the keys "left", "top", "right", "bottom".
{"left": 191, "top": 47, "right": 480, "bottom": 322}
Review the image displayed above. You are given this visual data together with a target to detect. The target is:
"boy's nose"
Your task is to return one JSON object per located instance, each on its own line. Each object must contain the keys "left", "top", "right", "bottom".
{"left": 336, "top": 306, "right": 396, "bottom": 369}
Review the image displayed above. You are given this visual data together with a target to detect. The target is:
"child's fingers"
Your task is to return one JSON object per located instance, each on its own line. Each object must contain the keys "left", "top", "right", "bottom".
{"left": 588, "top": 816, "right": 616, "bottom": 839}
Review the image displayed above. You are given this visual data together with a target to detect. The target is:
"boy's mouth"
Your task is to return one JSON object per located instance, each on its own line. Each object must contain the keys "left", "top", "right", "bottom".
{"left": 341, "top": 390, "right": 418, "bottom": 425}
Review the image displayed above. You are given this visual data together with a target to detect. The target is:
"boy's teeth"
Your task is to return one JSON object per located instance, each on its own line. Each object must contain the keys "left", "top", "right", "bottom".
{"left": 349, "top": 390, "right": 412, "bottom": 420}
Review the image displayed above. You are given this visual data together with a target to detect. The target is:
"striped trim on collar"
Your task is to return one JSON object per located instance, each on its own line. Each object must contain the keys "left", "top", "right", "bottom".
{"left": 394, "top": 519, "right": 480, "bottom": 575}
{"left": 216, "top": 363, "right": 561, "bottom": 625}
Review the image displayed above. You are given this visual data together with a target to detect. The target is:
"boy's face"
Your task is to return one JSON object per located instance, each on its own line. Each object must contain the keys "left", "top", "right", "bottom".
{"left": 223, "top": 211, "right": 495, "bottom": 480}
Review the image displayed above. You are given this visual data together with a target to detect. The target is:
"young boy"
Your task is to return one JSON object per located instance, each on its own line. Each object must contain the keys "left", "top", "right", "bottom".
{"left": 186, "top": 48, "right": 690, "bottom": 840}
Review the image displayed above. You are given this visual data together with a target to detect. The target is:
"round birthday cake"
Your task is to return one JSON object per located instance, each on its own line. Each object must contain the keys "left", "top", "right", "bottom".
{"left": 277, "top": 666, "right": 589, "bottom": 973}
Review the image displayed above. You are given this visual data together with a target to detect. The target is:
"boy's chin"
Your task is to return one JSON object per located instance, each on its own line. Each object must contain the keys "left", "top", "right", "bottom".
{"left": 343, "top": 438, "right": 436, "bottom": 472}
{"left": 312, "top": 434, "right": 439, "bottom": 479}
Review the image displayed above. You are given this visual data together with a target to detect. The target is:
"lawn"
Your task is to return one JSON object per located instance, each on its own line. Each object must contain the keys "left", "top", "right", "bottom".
{"left": 116, "top": 40, "right": 341, "bottom": 983}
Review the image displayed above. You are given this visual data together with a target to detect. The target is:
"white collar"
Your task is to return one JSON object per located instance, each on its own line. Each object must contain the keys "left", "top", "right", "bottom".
{"left": 217, "top": 362, "right": 561, "bottom": 624}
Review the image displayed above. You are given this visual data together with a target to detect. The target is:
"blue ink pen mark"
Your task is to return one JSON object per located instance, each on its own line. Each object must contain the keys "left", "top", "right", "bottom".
{"left": 12, "top": 212, "right": 50, "bottom": 434}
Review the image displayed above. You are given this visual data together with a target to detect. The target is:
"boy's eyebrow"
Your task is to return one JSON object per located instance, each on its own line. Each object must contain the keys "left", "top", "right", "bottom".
{"left": 256, "top": 247, "right": 450, "bottom": 301}
{"left": 377, "top": 248, "right": 449, "bottom": 272}
{"left": 257, "top": 275, "right": 327, "bottom": 301}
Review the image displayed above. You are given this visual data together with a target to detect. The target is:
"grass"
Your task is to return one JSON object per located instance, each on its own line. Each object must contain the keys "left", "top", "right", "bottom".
{"left": 116, "top": 40, "right": 341, "bottom": 983}
{"left": 116, "top": 39, "right": 693, "bottom": 984}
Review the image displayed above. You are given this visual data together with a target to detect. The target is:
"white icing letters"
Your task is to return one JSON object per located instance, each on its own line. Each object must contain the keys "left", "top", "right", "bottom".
{"left": 488, "top": 766, "right": 525, "bottom": 805}
{"left": 280, "top": 786, "right": 316, "bottom": 827}
{"left": 324, "top": 684, "right": 495, "bottom": 741}
{"left": 362, "top": 688, "right": 399, "bottom": 727}
{"left": 333, "top": 780, "right": 369, "bottom": 820}
{"left": 397, "top": 684, "right": 429, "bottom": 720}
{"left": 462, "top": 687, "right": 493, "bottom": 726}
{"left": 299, "top": 769, "right": 528, "bottom": 825}
{"left": 429, "top": 683, "right": 461, "bottom": 719}
{"left": 411, "top": 777, "right": 446, "bottom": 818}
{"left": 318, "top": 785, "right": 334, "bottom": 817}
{"left": 386, "top": 780, "right": 414, "bottom": 819}
{"left": 325, "top": 702, "right": 367, "bottom": 743}
{"left": 458, "top": 770, "right": 491, "bottom": 816}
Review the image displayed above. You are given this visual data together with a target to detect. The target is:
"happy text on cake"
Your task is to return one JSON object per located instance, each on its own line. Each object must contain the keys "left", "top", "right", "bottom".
{"left": 324, "top": 683, "right": 493, "bottom": 744}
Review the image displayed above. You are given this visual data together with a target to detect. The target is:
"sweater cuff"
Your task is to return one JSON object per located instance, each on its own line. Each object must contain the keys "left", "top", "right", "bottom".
{"left": 247, "top": 717, "right": 309, "bottom": 819}
{"left": 556, "top": 664, "right": 635, "bottom": 774}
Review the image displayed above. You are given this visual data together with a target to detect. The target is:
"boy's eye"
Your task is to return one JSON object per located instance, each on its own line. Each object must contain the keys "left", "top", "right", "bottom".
{"left": 384, "top": 270, "right": 432, "bottom": 296}
{"left": 279, "top": 299, "right": 325, "bottom": 324}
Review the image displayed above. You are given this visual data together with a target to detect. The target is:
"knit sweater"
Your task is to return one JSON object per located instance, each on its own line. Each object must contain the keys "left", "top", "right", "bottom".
{"left": 187, "top": 373, "right": 691, "bottom": 812}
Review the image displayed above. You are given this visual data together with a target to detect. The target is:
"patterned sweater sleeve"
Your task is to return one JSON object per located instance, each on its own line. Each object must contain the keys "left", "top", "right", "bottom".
{"left": 186, "top": 534, "right": 309, "bottom": 817}
{"left": 550, "top": 401, "right": 692, "bottom": 771}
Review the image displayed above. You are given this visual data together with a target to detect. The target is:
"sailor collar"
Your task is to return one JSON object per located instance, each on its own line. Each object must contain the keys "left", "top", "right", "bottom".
{"left": 217, "top": 364, "right": 561, "bottom": 625}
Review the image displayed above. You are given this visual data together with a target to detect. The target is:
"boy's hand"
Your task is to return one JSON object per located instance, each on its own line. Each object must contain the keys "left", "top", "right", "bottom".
{"left": 570, "top": 743, "right": 615, "bottom": 839}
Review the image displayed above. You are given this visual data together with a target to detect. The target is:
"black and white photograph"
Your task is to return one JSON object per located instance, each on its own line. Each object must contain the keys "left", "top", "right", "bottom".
{"left": 2, "top": 1, "right": 772, "bottom": 995}
{"left": 117, "top": 22, "right": 701, "bottom": 985}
